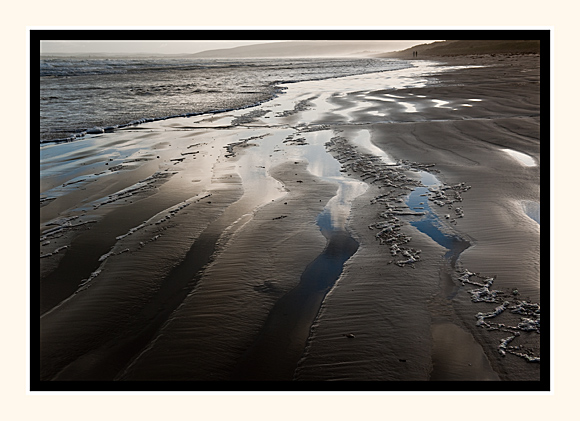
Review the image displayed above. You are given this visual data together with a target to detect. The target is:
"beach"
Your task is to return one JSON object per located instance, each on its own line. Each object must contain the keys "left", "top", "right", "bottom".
{"left": 38, "top": 54, "right": 541, "bottom": 386}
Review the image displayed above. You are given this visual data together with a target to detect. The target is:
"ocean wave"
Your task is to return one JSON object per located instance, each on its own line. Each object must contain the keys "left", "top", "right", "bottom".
{"left": 39, "top": 58, "right": 413, "bottom": 143}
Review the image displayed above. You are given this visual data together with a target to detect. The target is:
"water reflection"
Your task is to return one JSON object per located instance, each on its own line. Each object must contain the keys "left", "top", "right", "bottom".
{"left": 350, "top": 129, "right": 396, "bottom": 165}
{"left": 522, "top": 200, "right": 540, "bottom": 225}
{"left": 432, "top": 99, "right": 450, "bottom": 108}
{"left": 240, "top": 129, "right": 368, "bottom": 233}
{"left": 420, "top": 170, "right": 441, "bottom": 187}
{"left": 407, "top": 171, "right": 469, "bottom": 267}
{"left": 321, "top": 181, "right": 368, "bottom": 232}
{"left": 400, "top": 102, "right": 418, "bottom": 113}
{"left": 301, "top": 132, "right": 368, "bottom": 231}
{"left": 501, "top": 148, "right": 536, "bottom": 167}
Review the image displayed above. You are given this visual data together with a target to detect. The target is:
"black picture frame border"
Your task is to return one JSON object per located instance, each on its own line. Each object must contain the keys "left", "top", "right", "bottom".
{"left": 32, "top": 28, "right": 551, "bottom": 393}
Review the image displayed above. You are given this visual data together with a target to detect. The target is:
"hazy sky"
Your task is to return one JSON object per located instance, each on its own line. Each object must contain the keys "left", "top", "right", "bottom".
{"left": 39, "top": 40, "right": 433, "bottom": 55}
{"left": 40, "top": 40, "right": 283, "bottom": 55}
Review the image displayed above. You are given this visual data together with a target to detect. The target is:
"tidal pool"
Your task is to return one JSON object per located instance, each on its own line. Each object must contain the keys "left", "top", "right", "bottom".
{"left": 406, "top": 171, "right": 470, "bottom": 267}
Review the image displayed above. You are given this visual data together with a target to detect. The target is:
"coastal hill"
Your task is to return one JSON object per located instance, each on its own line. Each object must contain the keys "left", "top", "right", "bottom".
{"left": 378, "top": 40, "right": 541, "bottom": 59}
{"left": 189, "top": 41, "right": 434, "bottom": 58}
{"left": 190, "top": 40, "right": 540, "bottom": 59}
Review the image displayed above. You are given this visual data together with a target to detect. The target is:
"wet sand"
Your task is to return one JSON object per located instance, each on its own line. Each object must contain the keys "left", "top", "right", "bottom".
{"left": 297, "top": 55, "right": 541, "bottom": 383}
{"left": 38, "top": 54, "right": 542, "bottom": 387}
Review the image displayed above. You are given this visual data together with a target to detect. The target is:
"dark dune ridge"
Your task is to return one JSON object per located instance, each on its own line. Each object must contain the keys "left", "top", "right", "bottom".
{"left": 379, "top": 39, "right": 541, "bottom": 58}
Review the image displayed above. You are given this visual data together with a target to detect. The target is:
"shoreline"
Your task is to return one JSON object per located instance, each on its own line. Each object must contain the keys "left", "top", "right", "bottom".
{"left": 39, "top": 57, "right": 414, "bottom": 144}
{"left": 38, "top": 55, "right": 542, "bottom": 386}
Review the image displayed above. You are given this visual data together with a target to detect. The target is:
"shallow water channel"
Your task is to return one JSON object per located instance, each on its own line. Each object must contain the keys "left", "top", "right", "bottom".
{"left": 406, "top": 171, "right": 470, "bottom": 268}
{"left": 232, "top": 130, "right": 368, "bottom": 380}
{"left": 405, "top": 172, "right": 499, "bottom": 381}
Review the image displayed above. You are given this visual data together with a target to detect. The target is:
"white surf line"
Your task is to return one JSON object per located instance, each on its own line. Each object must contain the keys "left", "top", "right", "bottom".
{"left": 384, "top": 93, "right": 407, "bottom": 99}
{"left": 501, "top": 148, "right": 536, "bottom": 167}
{"left": 364, "top": 95, "right": 396, "bottom": 103}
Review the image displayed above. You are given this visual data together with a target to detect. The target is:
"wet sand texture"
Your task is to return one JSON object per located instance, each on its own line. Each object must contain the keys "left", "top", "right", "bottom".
{"left": 39, "top": 54, "right": 541, "bottom": 384}
{"left": 120, "top": 162, "right": 338, "bottom": 381}
{"left": 297, "top": 56, "right": 540, "bottom": 382}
